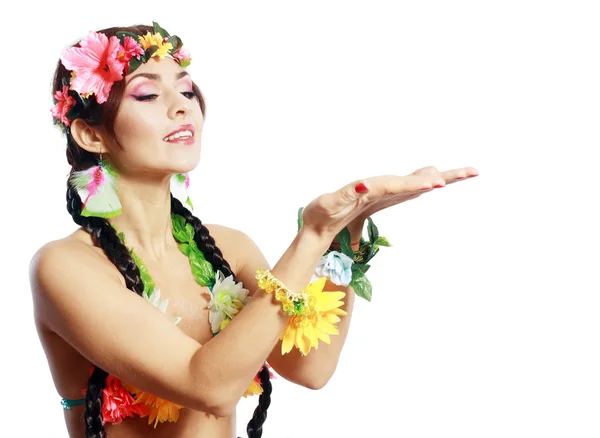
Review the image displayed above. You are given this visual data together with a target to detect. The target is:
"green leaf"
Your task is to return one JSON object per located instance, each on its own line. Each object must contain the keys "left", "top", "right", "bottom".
{"left": 116, "top": 31, "right": 140, "bottom": 42}
{"left": 177, "top": 243, "right": 191, "bottom": 256}
{"left": 336, "top": 227, "right": 354, "bottom": 258}
{"left": 363, "top": 245, "right": 382, "bottom": 265}
{"left": 350, "top": 272, "right": 372, "bottom": 301}
{"left": 189, "top": 257, "right": 215, "bottom": 285}
{"left": 375, "top": 236, "right": 391, "bottom": 247}
{"left": 366, "top": 217, "right": 379, "bottom": 261}
{"left": 145, "top": 45, "right": 159, "bottom": 59}
{"left": 352, "top": 263, "right": 370, "bottom": 275}
{"left": 153, "top": 22, "right": 170, "bottom": 38}
{"left": 367, "top": 217, "right": 379, "bottom": 243}
{"left": 184, "top": 223, "right": 195, "bottom": 242}
{"left": 117, "top": 232, "right": 125, "bottom": 244}
{"left": 171, "top": 214, "right": 189, "bottom": 242}
{"left": 297, "top": 207, "right": 304, "bottom": 231}
{"left": 188, "top": 241, "right": 207, "bottom": 261}
{"left": 128, "top": 57, "right": 143, "bottom": 74}
{"left": 167, "top": 35, "right": 182, "bottom": 52}
{"left": 179, "top": 58, "right": 191, "bottom": 68}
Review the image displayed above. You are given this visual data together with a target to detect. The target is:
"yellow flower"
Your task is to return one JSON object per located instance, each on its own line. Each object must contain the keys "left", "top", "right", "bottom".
{"left": 122, "top": 383, "right": 183, "bottom": 428}
{"left": 280, "top": 277, "right": 347, "bottom": 356}
{"left": 138, "top": 32, "right": 172, "bottom": 58}
{"left": 243, "top": 379, "right": 263, "bottom": 398}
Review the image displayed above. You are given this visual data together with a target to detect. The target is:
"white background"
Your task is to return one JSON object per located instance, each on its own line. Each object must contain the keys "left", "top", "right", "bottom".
{"left": 1, "top": 0, "right": 599, "bottom": 437}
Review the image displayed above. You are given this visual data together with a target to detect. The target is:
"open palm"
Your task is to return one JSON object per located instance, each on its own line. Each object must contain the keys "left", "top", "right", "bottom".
{"left": 301, "top": 165, "right": 479, "bottom": 240}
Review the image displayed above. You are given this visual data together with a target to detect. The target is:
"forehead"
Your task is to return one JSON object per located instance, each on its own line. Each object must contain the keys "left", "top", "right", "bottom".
{"left": 125, "top": 57, "right": 189, "bottom": 83}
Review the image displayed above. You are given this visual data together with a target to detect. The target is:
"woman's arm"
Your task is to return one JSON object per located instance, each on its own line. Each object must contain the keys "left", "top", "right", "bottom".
{"left": 234, "top": 225, "right": 362, "bottom": 390}
{"left": 30, "top": 226, "right": 330, "bottom": 417}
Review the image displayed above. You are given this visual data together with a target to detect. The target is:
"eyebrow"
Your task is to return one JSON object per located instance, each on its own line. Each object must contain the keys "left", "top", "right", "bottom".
{"left": 126, "top": 71, "right": 190, "bottom": 86}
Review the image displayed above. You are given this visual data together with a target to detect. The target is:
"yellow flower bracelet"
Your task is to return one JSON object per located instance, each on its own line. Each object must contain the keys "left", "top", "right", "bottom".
{"left": 255, "top": 269, "right": 316, "bottom": 319}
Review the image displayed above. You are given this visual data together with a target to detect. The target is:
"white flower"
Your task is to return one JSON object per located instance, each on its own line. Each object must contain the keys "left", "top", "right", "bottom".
{"left": 208, "top": 271, "right": 250, "bottom": 333}
{"left": 315, "top": 251, "right": 354, "bottom": 286}
{"left": 143, "top": 289, "right": 182, "bottom": 325}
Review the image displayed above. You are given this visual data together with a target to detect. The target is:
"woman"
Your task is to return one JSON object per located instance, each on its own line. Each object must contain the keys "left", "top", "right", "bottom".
{"left": 30, "top": 23, "right": 478, "bottom": 438}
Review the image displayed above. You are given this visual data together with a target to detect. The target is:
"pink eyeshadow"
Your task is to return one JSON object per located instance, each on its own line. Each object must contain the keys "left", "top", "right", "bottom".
{"left": 129, "top": 83, "right": 158, "bottom": 95}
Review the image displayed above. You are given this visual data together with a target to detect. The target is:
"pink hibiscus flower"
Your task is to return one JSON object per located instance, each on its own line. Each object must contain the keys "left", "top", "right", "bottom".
{"left": 60, "top": 31, "right": 127, "bottom": 104}
{"left": 50, "top": 84, "right": 75, "bottom": 126}
{"left": 119, "top": 36, "right": 144, "bottom": 63}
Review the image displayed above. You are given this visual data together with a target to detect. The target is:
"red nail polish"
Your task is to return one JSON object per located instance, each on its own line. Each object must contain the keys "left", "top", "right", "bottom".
{"left": 421, "top": 186, "right": 433, "bottom": 191}
{"left": 354, "top": 183, "right": 369, "bottom": 193}
{"left": 434, "top": 184, "right": 445, "bottom": 188}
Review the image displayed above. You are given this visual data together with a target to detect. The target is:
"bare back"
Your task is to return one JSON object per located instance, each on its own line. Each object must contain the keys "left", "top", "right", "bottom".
{"left": 32, "top": 224, "right": 243, "bottom": 438}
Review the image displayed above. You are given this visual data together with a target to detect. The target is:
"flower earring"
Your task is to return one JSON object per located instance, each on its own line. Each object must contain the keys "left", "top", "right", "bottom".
{"left": 170, "top": 173, "right": 194, "bottom": 211}
{"left": 69, "top": 153, "right": 122, "bottom": 218}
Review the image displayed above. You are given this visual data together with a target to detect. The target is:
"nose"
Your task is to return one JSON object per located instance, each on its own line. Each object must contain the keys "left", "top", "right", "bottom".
{"left": 167, "top": 90, "right": 191, "bottom": 119}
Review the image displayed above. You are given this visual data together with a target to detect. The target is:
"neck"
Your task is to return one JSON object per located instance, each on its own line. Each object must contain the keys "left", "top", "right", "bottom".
{"left": 108, "top": 173, "right": 176, "bottom": 259}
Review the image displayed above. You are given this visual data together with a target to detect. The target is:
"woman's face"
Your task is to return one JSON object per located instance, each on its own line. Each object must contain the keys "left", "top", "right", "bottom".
{"left": 109, "top": 56, "right": 203, "bottom": 176}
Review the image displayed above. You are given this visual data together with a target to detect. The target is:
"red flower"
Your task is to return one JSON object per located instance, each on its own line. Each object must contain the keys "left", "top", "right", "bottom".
{"left": 101, "top": 375, "right": 150, "bottom": 424}
{"left": 50, "top": 85, "right": 75, "bottom": 126}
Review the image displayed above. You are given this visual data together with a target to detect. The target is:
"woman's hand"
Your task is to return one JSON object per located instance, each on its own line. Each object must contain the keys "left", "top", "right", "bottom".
{"left": 301, "top": 165, "right": 479, "bottom": 242}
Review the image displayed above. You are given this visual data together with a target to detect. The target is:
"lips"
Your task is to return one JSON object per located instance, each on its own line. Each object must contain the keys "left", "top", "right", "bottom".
{"left": 163, "top": 124, "right": 196, "bottom": 143}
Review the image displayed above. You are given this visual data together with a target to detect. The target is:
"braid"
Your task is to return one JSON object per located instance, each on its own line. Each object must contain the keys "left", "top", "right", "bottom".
{"left": 246, "top": 365, "right": 273, "bottom": 438}
{"left": 169, "top": 195, "right": 273, "bottom": 438}
{"left": 170, "top": 196, "right": 235, "bottom": 279}
{"left": 83, "top": 367, "right": 109, "bottom": 438}
{"left": 66, "top": 180, "right": 145, "bottom": 437}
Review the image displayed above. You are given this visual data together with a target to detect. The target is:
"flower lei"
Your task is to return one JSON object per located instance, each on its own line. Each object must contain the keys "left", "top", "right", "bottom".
{"left": 51, "top": 22, "right": 192, "bottom": 129}
{"left": 95, "top": 213, "right": 270, "bottom": 428}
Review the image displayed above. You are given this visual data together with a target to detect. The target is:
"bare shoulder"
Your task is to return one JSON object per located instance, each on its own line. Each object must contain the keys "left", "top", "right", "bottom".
{"left": 30, "top": 228, "right": 122, "bottom": 284}
{"left": 29, "top": 229, "right": 124, "bottom": 323}
{"left": 203, "top": 223, "right": 262, "bottom": 254}
{"left": 203, "top": 224, "right": 270, "bottom": 294}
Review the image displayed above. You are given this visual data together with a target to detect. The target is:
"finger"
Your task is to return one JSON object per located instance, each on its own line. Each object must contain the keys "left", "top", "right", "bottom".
{"left": 411, "top": 166, "right": 439, "bottom": 176}
{"left": 438, "top": 167, "right": 479, "bottom": 185}
{"left": 360, "top": 174, "right": 447, "bottom": 198}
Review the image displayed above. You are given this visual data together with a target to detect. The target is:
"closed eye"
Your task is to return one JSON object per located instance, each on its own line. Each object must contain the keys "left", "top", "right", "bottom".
{"left": 132, "top": 94, "right": 158, "bottom": 102}
{"left": 132, "top": 92, "right": 196, "bottom": 102}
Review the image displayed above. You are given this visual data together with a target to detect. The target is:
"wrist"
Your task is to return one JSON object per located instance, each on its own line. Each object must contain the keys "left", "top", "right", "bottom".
{"left": 298, "top": 225, "right": 337, "bottom": 253}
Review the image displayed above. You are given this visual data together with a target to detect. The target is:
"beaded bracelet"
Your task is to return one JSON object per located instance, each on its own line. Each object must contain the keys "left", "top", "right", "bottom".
{"left": 255, "top": 268, "right": 315, "bottom": 318}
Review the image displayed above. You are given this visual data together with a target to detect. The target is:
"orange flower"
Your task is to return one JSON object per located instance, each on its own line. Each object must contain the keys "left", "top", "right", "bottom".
{"left": 122, "top": 383, "right": 183, "bottom": 428}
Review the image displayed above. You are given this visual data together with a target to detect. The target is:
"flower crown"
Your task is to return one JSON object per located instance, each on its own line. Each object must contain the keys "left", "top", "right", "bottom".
{"left": 51, "top": 22, "right": 192, "bottom": 129}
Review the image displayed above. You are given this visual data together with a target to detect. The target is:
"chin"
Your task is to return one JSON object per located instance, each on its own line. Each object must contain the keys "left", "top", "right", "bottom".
{"left": 167, "top": 148, "right": 201, "bottom": 174}
{"left": 168, "top": 161, "right": 199, "bottom": 175}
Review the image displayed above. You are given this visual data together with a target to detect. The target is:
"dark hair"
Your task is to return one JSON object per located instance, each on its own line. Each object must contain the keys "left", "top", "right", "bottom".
{"left": 55, "top": 24, "right": 271, "bottom": 438}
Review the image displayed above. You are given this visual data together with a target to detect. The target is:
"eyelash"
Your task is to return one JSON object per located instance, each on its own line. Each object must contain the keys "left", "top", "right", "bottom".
{"left": 133, "top": 92, "right": 196, "bottom": 102}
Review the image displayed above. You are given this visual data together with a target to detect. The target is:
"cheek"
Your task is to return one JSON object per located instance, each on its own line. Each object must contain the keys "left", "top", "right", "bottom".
{"left": 113, "top": 103, "right": 160, "bottom": 146}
